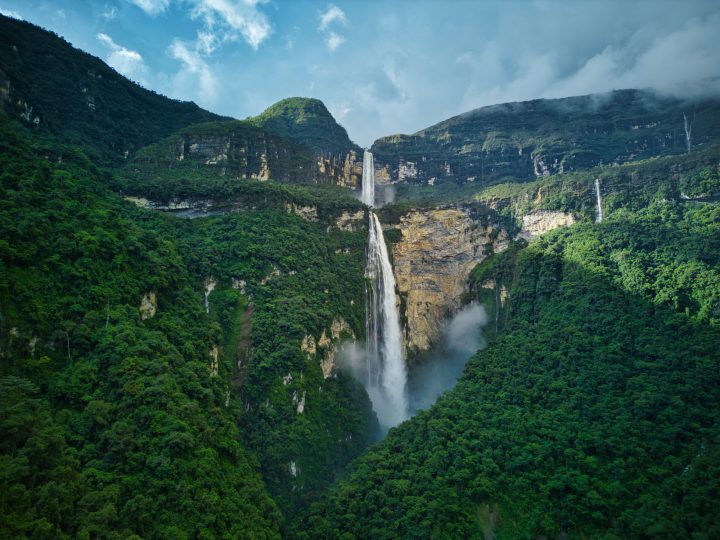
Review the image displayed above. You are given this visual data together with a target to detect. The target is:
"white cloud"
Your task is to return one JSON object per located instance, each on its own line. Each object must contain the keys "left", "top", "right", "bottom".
{"left": 195, "top": 29, "right": 219, "bottom": 54}
{"left": 326, "top": 31, "right": 344, "bottom": 52}
{"left": 101, "top": 5, "right": 119, "bottom": 21}
{"left": 329, "top": 101, "right": 352, "bottom": 121}
{"left": 0, "top": 7, "right": 23, "bottom": 19}
{"left": 456, "top": 10, "right": 720, "bottom": 113}
{"left": 190, "top": 0, "right": 272, "bottom": 50}
{"left": 319, "top": 4, "right": 347, "bottom": 31}
{"left": 96, "top": 33, "right": 149, "bottom": 84}
{"left": 128, "top": 0, "right": 170, "bottom": 16}
{"left": 164, "top": 0, "right": 273, "bottom": 109}
{"left": 318, "top": 4, "right": 347, "bottom": 52}
{"left": 169, "top": 39, "right": 219, "bottom": 102}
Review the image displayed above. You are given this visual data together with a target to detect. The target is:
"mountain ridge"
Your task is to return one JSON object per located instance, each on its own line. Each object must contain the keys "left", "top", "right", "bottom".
{"left": 371, "top": 88, "right": 720, "bottom": 190}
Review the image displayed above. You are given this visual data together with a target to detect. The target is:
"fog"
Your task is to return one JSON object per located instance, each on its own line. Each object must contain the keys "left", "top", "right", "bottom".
{"left": 407, "top": 302, "right": 488, "bottom": 414}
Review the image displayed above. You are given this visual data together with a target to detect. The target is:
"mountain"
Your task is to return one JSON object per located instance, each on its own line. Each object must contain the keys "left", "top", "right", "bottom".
{"left": 0, "top": 17, "right": 374, "bottom": 538}
{"left": 2, "top": 13, "right": 720, "bottom": 540}
{"left": 249, "top": 97, "right": 362, "bottom": 157}
{"left": 371, "top": 89, "right": 720, "bottom": 187}
{"left": 0, "top": 14, "right": 227, "bottom": 162}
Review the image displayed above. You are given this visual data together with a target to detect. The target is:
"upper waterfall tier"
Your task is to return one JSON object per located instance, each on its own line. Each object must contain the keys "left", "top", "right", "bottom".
{"left": 361, "top": 150, "right": 375, "bottom": 207}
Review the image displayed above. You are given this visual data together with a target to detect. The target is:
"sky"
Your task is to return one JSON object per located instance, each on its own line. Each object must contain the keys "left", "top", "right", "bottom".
{"left": 1, "top": 0, "right": 719, "bottom": 146}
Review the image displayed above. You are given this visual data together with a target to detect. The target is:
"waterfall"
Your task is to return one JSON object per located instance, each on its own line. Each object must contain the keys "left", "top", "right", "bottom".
{"left": 594, "top": 178, "right": 603, "bottom": 223}
{"left": 365, "top": 213, "right": 408, "bottom": 429}
{"left": 683, "top": 112, "right": 693, "bottom": 153}
{"left": 359, "top": 149, "right": 408, "bottom": 429}
{"left": 361, "top": 150, "right": 375, "bottom": 207}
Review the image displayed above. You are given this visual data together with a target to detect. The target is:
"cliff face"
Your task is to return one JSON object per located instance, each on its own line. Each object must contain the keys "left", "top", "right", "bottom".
{"left": 371, "top": 90, "right": 720, "bottom": 188}
{"left": 129, "top": 120, "right": 362, "bottom": 186}
{"left": 389, "top": 207, "right": 510, "bottom": 358}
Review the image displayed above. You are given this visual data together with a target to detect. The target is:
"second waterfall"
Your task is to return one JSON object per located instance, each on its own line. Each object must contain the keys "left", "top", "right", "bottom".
{"left": 362, "top": 150, "right": 408, "bottom": 429}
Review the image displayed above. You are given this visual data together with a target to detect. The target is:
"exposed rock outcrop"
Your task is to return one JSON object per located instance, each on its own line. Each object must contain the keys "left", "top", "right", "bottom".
{"left": 301, "top": 317, "right": 354, "bottom": 378}
{"left": 209, "top": 346, "right": 219, "bottom": 376}
{"left": 390, "top": 207, "right": 509, "bottom": 357}
{"left": 520, "top": 211, "right": 576, "bottom": 239}
{"left": 139, "top": 292, "right": 157, "bottom": 320}
{"left": 371, "top": 90, "right": 720, "bottom": 188}
{"left": 334, "top": 210, "right": 365, "bottom": 231}
{"left": 285, "top": 203, "right": 319, "bottom": 221}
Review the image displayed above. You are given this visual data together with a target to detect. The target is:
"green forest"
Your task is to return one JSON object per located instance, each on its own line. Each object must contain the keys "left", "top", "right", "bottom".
{"left": 2, "top": 12, "right": 720, "bottom": 540}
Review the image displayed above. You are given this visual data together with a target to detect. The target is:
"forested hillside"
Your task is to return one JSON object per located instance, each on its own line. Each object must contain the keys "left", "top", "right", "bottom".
{"left": 0, "top": 108, "right": 374, "bottom": 536}
{"left": 0, "top": 16, "right": 227, "bottom": 163}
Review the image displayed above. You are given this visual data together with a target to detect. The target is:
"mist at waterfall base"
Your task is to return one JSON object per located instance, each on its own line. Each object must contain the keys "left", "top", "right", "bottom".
{"left": 407, "top": 302, "right": 488, "bottom": 414}
{"left": 338, "top": 302, "right": 488, "bottom": 433}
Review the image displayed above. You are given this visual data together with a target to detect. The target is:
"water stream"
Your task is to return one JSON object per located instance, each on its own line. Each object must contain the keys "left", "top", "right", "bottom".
{"left": 361, "top": 150, "right": 408, "bottom": 429}
{"left": 594, "top": 178, "right": 604, "bottom": 223}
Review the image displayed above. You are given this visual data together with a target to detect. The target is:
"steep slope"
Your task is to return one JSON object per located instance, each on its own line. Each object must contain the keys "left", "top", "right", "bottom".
{"left": 0, "top": 14, "right": 226, "bottom": 162}
{"left": 126, "top": 120, "right": 320, "bottom": 185}
{"left": 0, "top": 116, "right": 281, "bottom": 538}
{"left": 302, "top": 201, "right": 720, "bottom": 539}
{"left": 371, "top": 89, "right": 720, "bottom": 187}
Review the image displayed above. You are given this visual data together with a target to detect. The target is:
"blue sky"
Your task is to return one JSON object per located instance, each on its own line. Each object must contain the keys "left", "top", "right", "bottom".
{"left": 2, "top": 0, "right": 719, "bottom": 146}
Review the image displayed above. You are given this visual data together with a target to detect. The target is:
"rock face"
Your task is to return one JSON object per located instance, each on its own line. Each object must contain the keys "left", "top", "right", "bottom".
{"left": 520, "top": 211, "right": 576, "bottom": 239}
{"left": 285, "top": 203, "right": 318, "bottom": 222}
{"left": 390, "top": 207, "right": 509, "bottom": 357}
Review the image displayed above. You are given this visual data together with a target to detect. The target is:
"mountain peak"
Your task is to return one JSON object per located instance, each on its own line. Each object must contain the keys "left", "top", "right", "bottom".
{"left": 250, "top": 97, "right": 360, "bottom": 156}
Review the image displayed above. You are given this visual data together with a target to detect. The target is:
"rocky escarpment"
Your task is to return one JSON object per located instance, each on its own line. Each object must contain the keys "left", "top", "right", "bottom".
{"left": 371, "top": 89, "right": 720, "bottom": 188}
{"left": 301, "top": 318, "right": 355, "bottom": 379}
{"left": 129, "top": 119, "right": 363, "bottom": 187}
{"left": 250, "top": 97, "right": 363, "bottom": 187}
{"left": 388, "top": 207, "right": 510, "bottom": 358}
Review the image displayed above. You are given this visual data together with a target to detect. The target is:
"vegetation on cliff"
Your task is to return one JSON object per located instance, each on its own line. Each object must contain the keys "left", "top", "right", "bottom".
{"left": 372, "top": 89, "right": 720, "bottom": 188}
{"left": 2, "top": 13, "right": 720, "bottom": 540}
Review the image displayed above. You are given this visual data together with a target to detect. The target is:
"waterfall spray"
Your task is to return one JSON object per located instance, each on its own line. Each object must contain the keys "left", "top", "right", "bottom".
{"left": 594, "top": 178, "right": 604, "bottom": 223}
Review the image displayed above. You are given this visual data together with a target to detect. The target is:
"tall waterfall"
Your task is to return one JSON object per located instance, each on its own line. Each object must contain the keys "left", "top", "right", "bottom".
{"left": 361, "top": 150, "right": 375, "bottom": 207}
{"left": 594, "top": 178, "right": 604, "bottom": 223}
{"left": 362, "top": 150, "right": 408, "bottom": 429}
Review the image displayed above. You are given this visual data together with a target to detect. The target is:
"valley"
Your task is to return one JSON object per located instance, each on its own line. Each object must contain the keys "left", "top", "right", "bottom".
{"left": 1, "top": 12, "right": 719, "bottom": 540}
